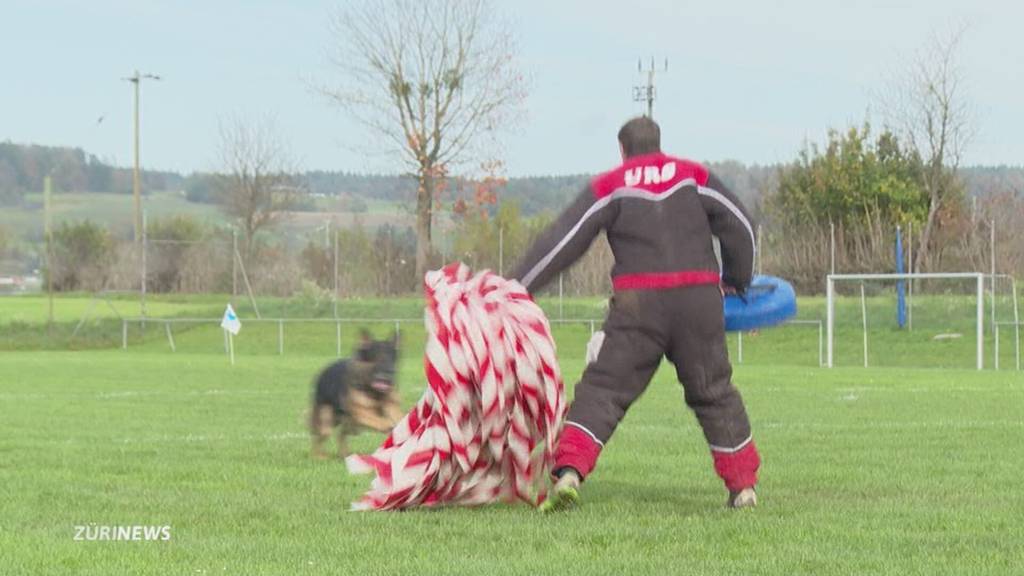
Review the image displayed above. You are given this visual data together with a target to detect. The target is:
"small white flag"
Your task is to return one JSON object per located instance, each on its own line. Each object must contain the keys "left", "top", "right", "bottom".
{"left": 221, "top": 304, "right": 241, "bottom": 335}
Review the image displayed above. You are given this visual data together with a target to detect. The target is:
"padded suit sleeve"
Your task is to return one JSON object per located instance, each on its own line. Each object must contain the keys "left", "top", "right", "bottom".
{"left": 699, "top": 172, "right": 756, "bottom": 292}
{"left": 510, "top": 185, "right": 615, "bottom": 293}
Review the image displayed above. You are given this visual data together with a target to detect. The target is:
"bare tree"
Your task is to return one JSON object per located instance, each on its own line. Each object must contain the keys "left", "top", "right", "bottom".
{"left": 324, "top": 0, "right": 527, "bottom": 280}
{"left": 216, "top": 117, "right": 299, "bottom": 264}
{"left": 883, "top": 28, "right": 971, "bottom": 271}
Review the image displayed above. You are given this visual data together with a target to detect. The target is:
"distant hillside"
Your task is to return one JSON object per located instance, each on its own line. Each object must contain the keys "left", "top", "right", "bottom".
{"left": 0, "top": 142, "right": 183, "bottom": 203}
{"left": 2, "top": 142, "right": 1020, "bottom": 219}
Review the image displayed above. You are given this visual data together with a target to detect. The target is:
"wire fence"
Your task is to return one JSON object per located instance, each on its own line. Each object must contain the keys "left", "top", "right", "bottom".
{"left": 115, "top": 315, "right": 847, "bottom": 371}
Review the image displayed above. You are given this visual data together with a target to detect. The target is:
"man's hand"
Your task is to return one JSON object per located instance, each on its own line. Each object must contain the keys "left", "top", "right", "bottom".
{"left": 720, "top": 283, "right": 747, "bottom": 304}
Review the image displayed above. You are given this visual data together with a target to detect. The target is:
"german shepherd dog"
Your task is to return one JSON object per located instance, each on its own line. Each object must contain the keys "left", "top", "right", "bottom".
{"left": 309, "top": 330, "right": 403, "bottom": 460}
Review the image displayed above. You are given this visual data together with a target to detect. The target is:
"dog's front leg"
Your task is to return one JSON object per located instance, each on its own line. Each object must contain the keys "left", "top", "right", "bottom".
{"left": 336, "top": 417, "right": 352, "bottom": 459}
{"left": 311, "top": 405, "right": 333, "bottom": 460}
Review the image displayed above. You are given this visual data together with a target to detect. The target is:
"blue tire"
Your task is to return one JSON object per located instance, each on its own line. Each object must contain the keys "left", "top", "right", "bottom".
{"left": 724, "top": 275, "right": 797, "bottom": 332}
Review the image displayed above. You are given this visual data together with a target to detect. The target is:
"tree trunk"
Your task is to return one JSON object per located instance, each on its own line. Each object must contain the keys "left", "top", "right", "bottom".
{"left": 915, "top": 189, "right": 940, "bottom": 273}
{"left": 243, "top": 218, "right": 256, "bottom": 270}
{"left": 414, "top": 167, "right": 434, "bottom": 283}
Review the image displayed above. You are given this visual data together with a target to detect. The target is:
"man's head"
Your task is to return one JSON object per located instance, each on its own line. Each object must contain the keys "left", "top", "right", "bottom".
{"left": 617, "top": 116, "right": 661, "bottom": 159}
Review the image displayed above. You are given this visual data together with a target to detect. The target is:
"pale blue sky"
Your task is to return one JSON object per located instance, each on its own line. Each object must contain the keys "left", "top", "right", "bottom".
{"left": 2, "top": 0, "right": 1021, "bottom": 176}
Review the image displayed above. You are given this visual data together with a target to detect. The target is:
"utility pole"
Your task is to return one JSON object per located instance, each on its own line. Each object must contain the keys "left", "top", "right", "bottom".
{"left": 498, "top": 223, "right": 504, "bottom": 276}
{"left": 633, "top": 57, "right": 668, "bottom": 118}
{"left": 333, "top": 226, "right": 339, "bottom": 319}
{"left": 122, "top": 70, "right": 161, "bottom": 243}
{"left": 141, "top": 209, "right": 148, "bottom": 319}
{"left": 44, "top": 176, "right": 54, "bottom": 334}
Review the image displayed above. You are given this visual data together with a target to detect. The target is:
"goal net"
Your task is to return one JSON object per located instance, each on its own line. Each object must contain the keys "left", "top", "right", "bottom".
{"left": 825, "top": 273, "right": 1020, "bottom": 370}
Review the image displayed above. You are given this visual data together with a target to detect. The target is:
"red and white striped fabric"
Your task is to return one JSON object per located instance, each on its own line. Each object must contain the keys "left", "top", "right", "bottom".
{"left": 346, "top": 263, "right": 566, "bottom": 510}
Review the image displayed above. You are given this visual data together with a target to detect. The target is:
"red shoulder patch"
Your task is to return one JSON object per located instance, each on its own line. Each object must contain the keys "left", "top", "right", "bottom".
{"left": 591, "top": 153, "right": 708, "bottom": 198}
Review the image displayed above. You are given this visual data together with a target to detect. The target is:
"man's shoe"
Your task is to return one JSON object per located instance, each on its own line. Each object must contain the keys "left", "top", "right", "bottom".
{"left": 728, "top": 487, "right": 757, "bottom": 509}
{"left": 539, "top": 470, "right": 581, "bottom": 513}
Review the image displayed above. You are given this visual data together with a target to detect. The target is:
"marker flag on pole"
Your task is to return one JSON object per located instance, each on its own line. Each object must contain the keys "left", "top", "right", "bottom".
{"left": 221, "top": 304, "right": 241, "bottom": 335}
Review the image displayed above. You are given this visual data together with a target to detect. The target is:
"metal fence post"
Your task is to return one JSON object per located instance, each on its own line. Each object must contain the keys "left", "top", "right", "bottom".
{"left": 141, "top": 210, "right": 148, "bottom": 321}
{"left": 826, "top": 275, "right": 834, "bottom": 368}
{"left": 278, "top": 320, "right": 284, "bottom": 356}
{"left": 232, "top": 228, "right": 238, "bottom": 298}
{"left": 991, "top": 220, "right": 996, "bottom": 336}
{"left": 333, "top": 227, "right": 339, "bottom": 319}
{"left": 1013, "top": 279, "right": 1021, "bottom": 371}
{"left": 977, "top": 273, "right": 984, "bottom": 371}
{"left": 122, "top": 320, "right": 128, "bottom": 350}
{"left": 165, "top": 322, "right": 176, "bottom": 353}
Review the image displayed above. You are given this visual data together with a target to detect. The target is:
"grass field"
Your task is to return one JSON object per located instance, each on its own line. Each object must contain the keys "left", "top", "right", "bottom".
{"left": 3, "top": 289, "right": 1020, "bottom": 370}
{"left": 0, "top": 190, "right": 435, "bottom": 247}
{"left": 3, "top": 290, "right": 1024, "bottom": 574}
{"left": 1, "top": 191, "right": 223, "bottom": 239}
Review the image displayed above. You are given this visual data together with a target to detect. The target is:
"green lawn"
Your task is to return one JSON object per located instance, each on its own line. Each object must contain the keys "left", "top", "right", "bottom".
{"left": 1, "top": 190, "right": 423, "bottom": 247}
{"left": 2, "top": 341, "right": 1022, "bottom": 575}
{"left": 0, "top": 294, "right": 219, "bottom": 324}
{"left": 4, "top": 290, "right": 1020, "bottom": 370}
{"left": 2, "top": 191, "right": 223, "bottom": 238}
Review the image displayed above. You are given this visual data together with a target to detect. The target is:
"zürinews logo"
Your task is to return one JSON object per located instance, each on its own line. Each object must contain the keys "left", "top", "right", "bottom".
{"left": 74, "top": 525, "right": 172, "bottom": 542}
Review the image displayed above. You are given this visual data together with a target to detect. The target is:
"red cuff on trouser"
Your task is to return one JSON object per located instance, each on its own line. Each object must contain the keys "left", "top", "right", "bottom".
{"left": 553, "top": 424, "right": 603, "bottom": 479}
{"left": 711, "top": 441, "right": 760, "bottom": 492}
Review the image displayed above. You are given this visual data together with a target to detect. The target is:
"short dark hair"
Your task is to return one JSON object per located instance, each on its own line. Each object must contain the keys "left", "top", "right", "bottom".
{"left": 617, "top": 116, "right": 661, "bottom": 158}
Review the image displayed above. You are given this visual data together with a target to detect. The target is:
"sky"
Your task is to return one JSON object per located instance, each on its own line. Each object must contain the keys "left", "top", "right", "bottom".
{"left": 2, "top": 0, "right": 1022, "bottom": 176}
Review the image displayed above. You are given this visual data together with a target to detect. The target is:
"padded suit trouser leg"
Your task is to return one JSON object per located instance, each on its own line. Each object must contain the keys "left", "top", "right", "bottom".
{"left": 554, "top": 286, "right": 759, "bottom": 491}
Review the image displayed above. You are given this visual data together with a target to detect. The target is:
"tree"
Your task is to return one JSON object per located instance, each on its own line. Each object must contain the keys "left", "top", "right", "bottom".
{"left": 0, "top": 225, "right": 10, "bottom": 256}
{"left": 883, "top": 29, "right": 971, "bottom": 272}
{"left": 147, "top": 215, "right": 207, "bottom": 292}
{"left": 51, "top": 220, "right": 113, "bottom": 291}
{"left": 770, "top": 124, "right": 926, "bottom": 230}
{"left": 215, "top": 117, "right": 299, "bottom": 264}
{"left": 325, "top": 0, "right": 527, "bottom": 281}
{"left": 764, "top": 123, "right": 927, "bottom": 289}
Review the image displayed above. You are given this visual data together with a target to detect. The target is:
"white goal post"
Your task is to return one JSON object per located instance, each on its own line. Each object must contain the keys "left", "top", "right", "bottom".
{"left": 826, "top": 273, "right": 984, "bottom": 371}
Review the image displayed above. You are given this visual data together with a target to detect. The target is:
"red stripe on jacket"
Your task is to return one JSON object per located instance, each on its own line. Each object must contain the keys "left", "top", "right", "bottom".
{"left": 612, "top": 270, "right": 721, "bottom": 291}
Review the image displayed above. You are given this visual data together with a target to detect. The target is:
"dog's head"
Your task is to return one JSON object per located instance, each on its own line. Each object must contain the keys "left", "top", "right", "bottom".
{"left": 354, "top": 329, "right": 399, "bottom": 395}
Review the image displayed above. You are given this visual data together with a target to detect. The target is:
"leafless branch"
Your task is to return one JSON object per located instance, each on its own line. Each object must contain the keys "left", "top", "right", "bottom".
{"left": 321, "top": 0, "right": 527, "bottom": 278}
{"left": 879, "top": 25, "right": 973, "bottom": 271}
{"left": 216, "top": 115, "right": 300, "bottom": 262}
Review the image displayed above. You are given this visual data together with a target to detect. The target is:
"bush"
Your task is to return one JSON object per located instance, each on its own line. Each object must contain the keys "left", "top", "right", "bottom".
{"left": 50, "top": 220, "right": 113, "bottom": 291}
{"left": 300, "top": 241, "right": 333, "bottom": 289}
{"left": 147, "top": 216, "right": 208, "bottom": 292}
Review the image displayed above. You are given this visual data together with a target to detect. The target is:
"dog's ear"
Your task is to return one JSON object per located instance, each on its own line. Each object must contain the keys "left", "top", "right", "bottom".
{"left": 359, "top": 328, "right": 372, "bottom": 345}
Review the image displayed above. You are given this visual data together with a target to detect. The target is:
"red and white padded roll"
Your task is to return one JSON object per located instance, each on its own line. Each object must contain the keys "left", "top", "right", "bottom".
{"left": 346, "top": 263, "right": 566, "bottom": 510}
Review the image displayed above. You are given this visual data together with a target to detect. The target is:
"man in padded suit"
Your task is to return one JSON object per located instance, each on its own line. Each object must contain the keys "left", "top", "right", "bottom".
{"left": 510, "top": 116, "right": 760, "bottom": 511}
